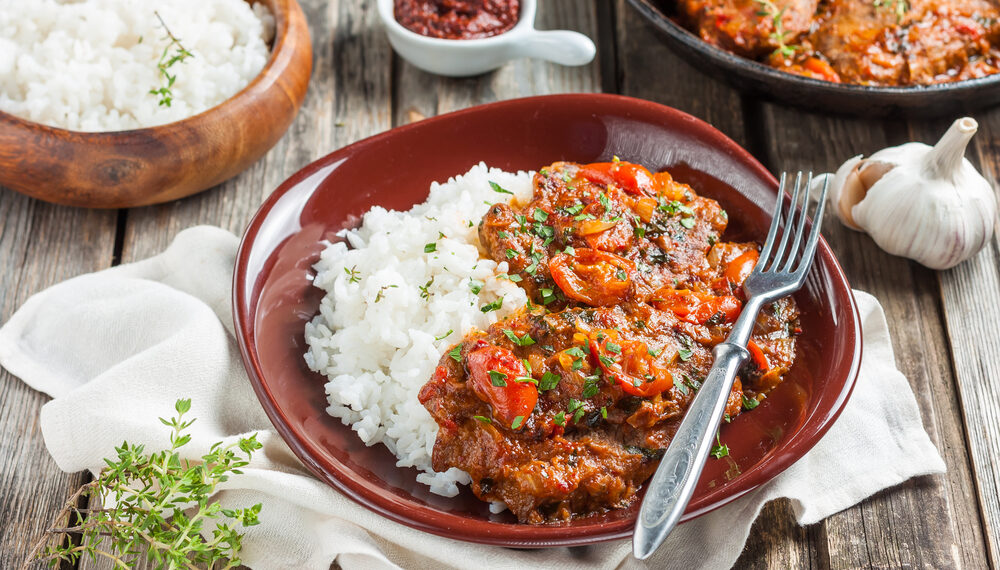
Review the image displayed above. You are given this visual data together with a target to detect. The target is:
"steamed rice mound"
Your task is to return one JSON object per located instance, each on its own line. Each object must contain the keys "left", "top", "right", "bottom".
{"left": 304, "top": 164, "right": 533, "bottom": 496}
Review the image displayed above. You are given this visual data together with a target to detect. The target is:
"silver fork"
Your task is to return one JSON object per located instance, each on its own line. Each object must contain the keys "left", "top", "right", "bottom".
{"left": 633, "top": 171, "right": 829, "bottom": 559}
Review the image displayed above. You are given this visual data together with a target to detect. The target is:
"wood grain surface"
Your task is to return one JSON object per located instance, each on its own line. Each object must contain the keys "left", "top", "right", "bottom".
{"left": 3, "top": 0, "right": 998, "bottom": 568}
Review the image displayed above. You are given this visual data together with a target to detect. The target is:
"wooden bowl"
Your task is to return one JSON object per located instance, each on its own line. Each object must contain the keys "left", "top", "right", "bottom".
{"left": 0, "top": 0, "right": 312, "bottom": 208}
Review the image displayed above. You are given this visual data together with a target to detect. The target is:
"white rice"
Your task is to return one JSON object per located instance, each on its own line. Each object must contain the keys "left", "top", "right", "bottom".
{"left": 304, "top": 163, "right": 533, "bottom": 496}
{"left": 0, "top": 0, "right": 274, "bottom": 131}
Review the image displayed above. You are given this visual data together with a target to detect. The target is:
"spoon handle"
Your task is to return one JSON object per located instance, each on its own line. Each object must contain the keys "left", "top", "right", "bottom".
{"left": 510, "top": 30, "right": 596, "bottom": 67}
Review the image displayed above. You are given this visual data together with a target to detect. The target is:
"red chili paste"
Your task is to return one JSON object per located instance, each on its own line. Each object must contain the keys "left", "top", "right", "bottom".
{"left": 394, "top": 0, "right": 520, "bottom": 40}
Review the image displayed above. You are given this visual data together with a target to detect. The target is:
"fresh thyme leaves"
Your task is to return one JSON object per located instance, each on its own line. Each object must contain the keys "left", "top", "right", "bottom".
{"left": 874, "top": 0, "right": 909, "bottom": 21}
{"left": 374, "top": 284, "right": 398, "bottom": 302}
{"left": 344, "top": 265, "right": 361, "bottom": 284}
{"left": 678, "top": 348, "right": 693, "bottom": 361}
{"left": 31, "top": 399, "right": 262, "bottom": 569}
{"left": 149, "top": 11, "right": 194, "bottom": 107}
{"left": 488, "top": 370, "right": 508, "bottom": 387}
{"left": 710, "top": 432, "right": 730, "bottom": 459}
{"left": 418, "top": 277, "right": 435, "bottom": 300}
{"left": 755, "top": 0, "right": 798, "bottom": 58}
{"left": 481, "top": 298, "right": 503, "bottom": 313}
{"left": 489, "top": 181, "right": 513, "bottom": 195}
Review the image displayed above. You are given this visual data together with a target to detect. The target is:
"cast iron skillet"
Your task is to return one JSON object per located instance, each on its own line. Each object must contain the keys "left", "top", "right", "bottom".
{"left": 627, "top": 0, "right": 1000, "bottom": 117}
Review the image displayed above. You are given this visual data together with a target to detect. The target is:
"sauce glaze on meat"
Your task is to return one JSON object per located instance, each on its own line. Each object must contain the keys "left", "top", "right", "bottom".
{"left": 673, "top": 0, "right": 1000, "bottom": 85}
{"left": 418, "top": 161, "right": 799, "bottom": 523}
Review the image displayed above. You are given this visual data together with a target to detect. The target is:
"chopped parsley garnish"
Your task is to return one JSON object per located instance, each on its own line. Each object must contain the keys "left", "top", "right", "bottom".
{"left": 601, "top": 406, "right": 608, "bottom": 419}
{"left": 680, "top": 217, "right": 696, "bottom": 229}
{"left": 678, "top": 348, "right": 693, "bottom": 361}
{"left": 553, "top": 411, "right": 566, "bottom": 426}
{"left": 489, "top": 181, "right": 513, "bottom": 195}
{"left": 515, "top": 214, "right": 528, "bottom": 228}
{"left": 582, "top": 376, "right": 600, "bottom": 398}
{"left": 574, "top": 213, "right": 597, "bottom": 221}
{"left": 598, "top": 192, "right": 612, "bottom": 212}
{"left": 424, "top": 243, "right": 437, "bottom": 253}
{"left": 605, "top": 342, "right": 622, "bottom": 354}
{"left": 481, "top": 298, "right": 503, "bottom": 313}
{"left": 502, "top": 329, "right": 536, "bottom": 347}
{"left": 434, "top": 330, "right": 453, "bottom": 341}
{"left": 742, "top": 394, "right": 760, "bottom": 410}
{"left": 539, "top": 371, "right": 560, "bottom": 391}
{"left": 616, "top": 269, "right": 628, "bottom": 281}
{"left": 540, "top": 288, "right": 556, "bottom": 305}
{"left": 563, "top": 246, "right": 575, "bottom": 255}
{"left": 534, "top": 208, "right": 549, "bottom": 222}
{"left": 508, "top": 274, "right": 523, "bottom": 282}
{"left": 566, "top": 347, "right": 586, "bottom": 358}
{"left": 710, "top": 433, "right": 730, "bottom": 459}
{"left": 647, "top": 347, "right": 661, "bottom": 357}
{"left": 505, "top": 248, "right": 517, "bottom": 259}
{"left": 674, "top": 376, "right": 689, "bottom": 396}
{"left": 498, "top": 231, "right": 509, "bottom": 239}
{"left": 344, "top": 266, "right": 361, "bottom": 284}
{"left": 473, "top": 415, "right": 492, "bottom": 424}
{"left": 598, "top": 355, "right": 615, "bottom": 367}
{"left": 448, "top": 344, "right": 463, "bottom": 363}
{"left": 511, "top": 415, "right": 525, "bottom": 429}
{"left": 469, "top": 279, "right": 484, "bottom": 294}
{"left": 564, "top": 203, "right": 584, "bottom": 215}
{"left": 488, "top": 370, "right": 508, "bottom": 387}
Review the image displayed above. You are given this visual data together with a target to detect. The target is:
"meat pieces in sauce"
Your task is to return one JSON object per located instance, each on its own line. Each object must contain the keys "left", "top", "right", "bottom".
{"left": 673, "top": 0, "right": 1000, "bottom": 85}
{"left": 418, "top": 161, "right": 799, "bottom": 523}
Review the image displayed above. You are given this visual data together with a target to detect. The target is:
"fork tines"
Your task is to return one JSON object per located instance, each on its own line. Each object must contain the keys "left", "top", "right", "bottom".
{"left": 757, "top": 171, "right": 828, "bottom": 279}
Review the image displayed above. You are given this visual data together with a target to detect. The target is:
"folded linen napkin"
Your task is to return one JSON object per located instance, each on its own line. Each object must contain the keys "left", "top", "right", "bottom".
{"left": 0, "top": 225, "right": 945, "bottom": 570}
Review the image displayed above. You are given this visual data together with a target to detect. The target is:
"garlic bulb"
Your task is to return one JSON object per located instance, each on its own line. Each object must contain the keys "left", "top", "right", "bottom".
{"left": 818, "top": 117, "right": 997, "bottom": 270}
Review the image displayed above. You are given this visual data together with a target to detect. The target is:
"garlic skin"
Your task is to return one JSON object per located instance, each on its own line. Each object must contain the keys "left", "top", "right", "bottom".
{"left": 820, "top": 117, "right": 997, "bottom": 270}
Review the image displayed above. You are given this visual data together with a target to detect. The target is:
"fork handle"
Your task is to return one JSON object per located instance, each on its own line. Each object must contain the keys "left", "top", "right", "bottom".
{"left": 632, "top": 341, "right": 749, "bottom": 559}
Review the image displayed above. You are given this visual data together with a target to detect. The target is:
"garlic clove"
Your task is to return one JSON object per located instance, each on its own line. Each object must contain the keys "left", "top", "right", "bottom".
{"left": 820, "top": 117, "right": 998, "bottom": 270}
{"left": 816, "top": 155, "right": 864, "bottom": 230}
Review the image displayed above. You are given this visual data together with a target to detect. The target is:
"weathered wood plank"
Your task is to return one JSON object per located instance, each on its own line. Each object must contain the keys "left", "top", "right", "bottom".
{"left": 752, "top": 107, "right": 989, "bottom": 570}
{"left": 909, "top": 110, "right": 1000, "bottom": 568}
{"left": 0, "top": 190, "right": 118, "bottom": 568}
{"left": 393, "top": 0, "right": 601, "bottom": 126}
{"left": 613, "top": 0, "right": 746, "bottom": 147}
{"left": 118, "top": 0, "right": 392, "bottom": 262}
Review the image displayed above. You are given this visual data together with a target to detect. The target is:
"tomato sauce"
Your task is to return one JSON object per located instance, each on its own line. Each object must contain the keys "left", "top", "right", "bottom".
{"left": 394, "top": 0, "right": 520, "bottom": 40}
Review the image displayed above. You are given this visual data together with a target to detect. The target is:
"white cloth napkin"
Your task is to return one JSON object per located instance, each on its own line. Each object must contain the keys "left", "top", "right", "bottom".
{"left": 0, "top": 225, "right": 945, "bottom": 570}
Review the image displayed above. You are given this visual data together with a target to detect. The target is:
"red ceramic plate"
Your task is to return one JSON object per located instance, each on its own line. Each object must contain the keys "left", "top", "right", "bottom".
{"left": 233, "top": 93, "right": 862, "bottom": 547}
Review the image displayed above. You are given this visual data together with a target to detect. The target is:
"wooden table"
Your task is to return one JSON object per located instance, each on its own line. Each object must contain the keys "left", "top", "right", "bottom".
{"left": 2, "top": 1, "right": 997, "bottom": 568}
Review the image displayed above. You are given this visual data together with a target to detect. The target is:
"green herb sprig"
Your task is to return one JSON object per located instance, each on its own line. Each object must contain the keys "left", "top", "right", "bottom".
{"left": 755, "top": 0, "right": 798, "bottom": 58}
{"left": 149, "top": 11, "right": 194, "bottom": 107}
{"left": 30, "top": 398, "right": 262, "bottom": 569}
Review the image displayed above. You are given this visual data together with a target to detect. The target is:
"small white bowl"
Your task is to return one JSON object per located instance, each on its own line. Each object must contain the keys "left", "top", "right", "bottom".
{"left": 376, "top": 0, "right": 596, "bottom": 77}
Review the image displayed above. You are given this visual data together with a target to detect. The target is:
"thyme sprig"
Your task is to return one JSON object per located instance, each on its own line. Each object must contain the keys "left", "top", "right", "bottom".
{"left": 755, "top": 0, "right": 798, "bottom": 58}
{"left": 873, "top": 0, "right": 909, "bottom": 22}
{"left": 28, "top": 398, "right": 263, "bottom": 569}
{"left": 149, "top": 11, "right": 194, "bottom": 107}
